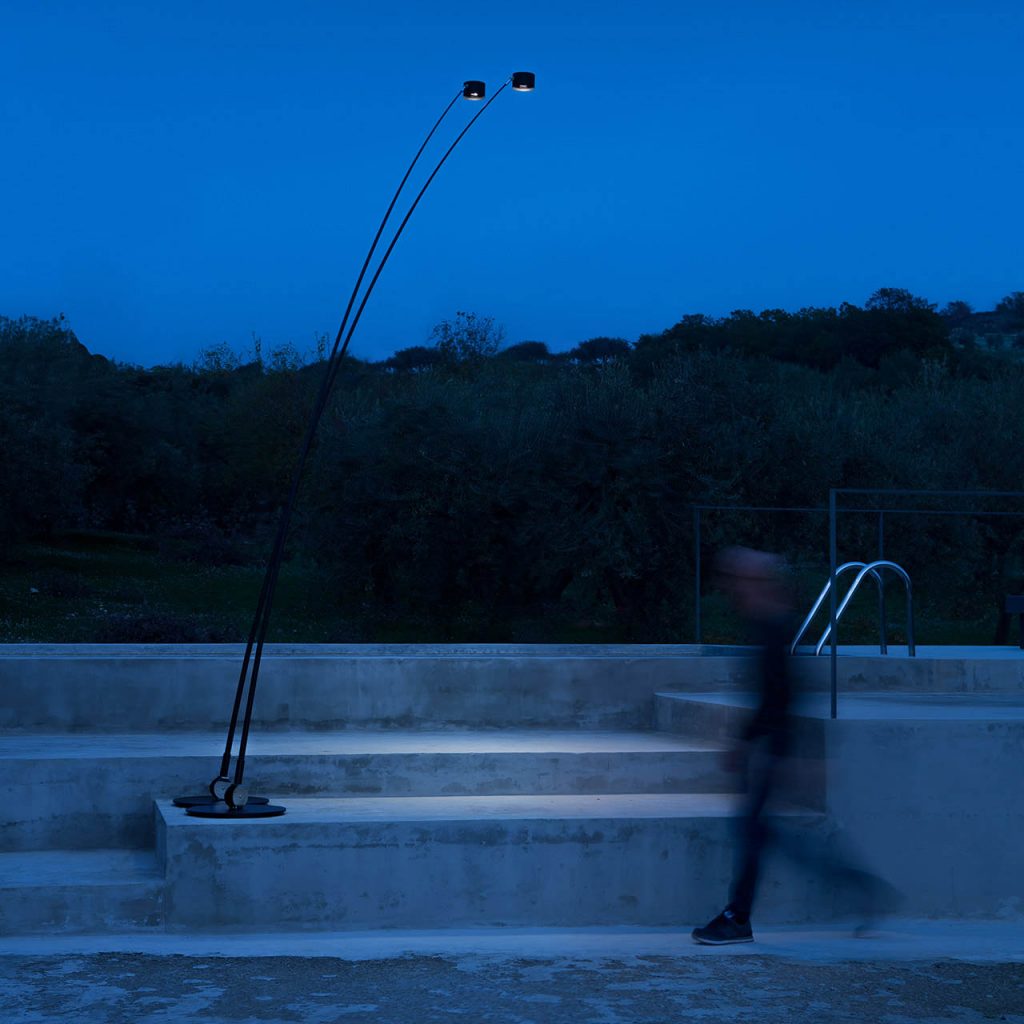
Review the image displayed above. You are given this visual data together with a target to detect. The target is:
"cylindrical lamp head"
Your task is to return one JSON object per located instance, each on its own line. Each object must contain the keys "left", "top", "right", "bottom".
{"left": 463, "top": 80, "right": 486, "bottom": 100}
{"left": 511, "top": 71, "right": 536, "bottom": 92}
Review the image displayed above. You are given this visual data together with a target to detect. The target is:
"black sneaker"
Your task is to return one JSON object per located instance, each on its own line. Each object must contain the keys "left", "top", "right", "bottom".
{"left": 691, "top": 910, "right": 754, "bottom": 945}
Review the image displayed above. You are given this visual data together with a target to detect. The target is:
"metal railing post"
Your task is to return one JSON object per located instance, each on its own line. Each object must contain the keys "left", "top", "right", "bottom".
{"left": 694, "top": 506, "right": 702, "bottom": 644}
{"left": 829, "top": 488, "right": 838, "bottom": 720}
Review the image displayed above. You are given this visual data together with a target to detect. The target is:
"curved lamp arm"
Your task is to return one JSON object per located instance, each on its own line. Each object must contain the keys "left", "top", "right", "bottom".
{"left": 187, "top": 73, "right": 536, "bottom": 814}
{"left": 207, "top": 86, "right": 468, "bottom": 798}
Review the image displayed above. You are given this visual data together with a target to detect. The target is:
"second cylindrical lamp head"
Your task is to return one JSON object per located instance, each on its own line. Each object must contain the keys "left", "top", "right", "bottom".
{"left": 463, "top": 73, "right": 535, "bottom": 100}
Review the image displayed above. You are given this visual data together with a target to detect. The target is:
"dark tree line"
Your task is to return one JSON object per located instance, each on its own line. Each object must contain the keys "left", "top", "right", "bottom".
{"left": 3, "top": 288, "right": 1024, "bottom": 640}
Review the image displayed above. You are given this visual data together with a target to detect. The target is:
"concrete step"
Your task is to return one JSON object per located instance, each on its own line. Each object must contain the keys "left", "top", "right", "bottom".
{"left": 3, "top": 646, "right": 1022, "bottom": 735}
{"left": 0, "top": 731, "right": 733, "bottom": 851}
{"left": 156, "top": 795, "right": 828, "bottom": 931}
{"left": 0, "top": 850, "right": 163, "bottom": 936}
{"left": 0, "top": 644, "right": 746, "bottom": 732}
{"left": 656, "top": 689, "right": 1024, "bottom": 737}
{"left": 656, "top": 691, "right": 756, "bottom": 741}
{"left": 654, "top": 694, "right": 830, "bottom": 811}
{"left": 655, "top": 692, "right": 826, "bottom": 755}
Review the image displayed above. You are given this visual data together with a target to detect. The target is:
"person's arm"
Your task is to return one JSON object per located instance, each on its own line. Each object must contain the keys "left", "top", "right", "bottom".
{"left": 741, "top": 620, "right": 791, "bottom": 743}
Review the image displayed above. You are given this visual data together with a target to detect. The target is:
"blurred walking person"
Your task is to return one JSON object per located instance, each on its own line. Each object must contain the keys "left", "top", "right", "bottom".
{"left": 691, "top": 547, "right": 891, "bottom": 945}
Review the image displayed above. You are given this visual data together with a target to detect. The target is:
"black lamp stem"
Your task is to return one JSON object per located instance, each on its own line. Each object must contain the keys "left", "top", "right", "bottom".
{"left": 230, "top": 78, "right": 512, "bottom": 793}
{"left": 189, "top": 79, "right": 515, "bottom": 810}
{"left": 208, "top": 89, "right": 464, "bottom": 791}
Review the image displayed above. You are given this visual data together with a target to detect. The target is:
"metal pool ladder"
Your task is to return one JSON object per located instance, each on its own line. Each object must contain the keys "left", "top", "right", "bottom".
{"left": 791, "top": 560, "right": 916, "bottom": 656}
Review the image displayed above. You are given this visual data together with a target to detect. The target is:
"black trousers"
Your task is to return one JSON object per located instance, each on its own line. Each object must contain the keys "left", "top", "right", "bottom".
{"left": 728, "top": 742, "right": 777, "bottom": 919}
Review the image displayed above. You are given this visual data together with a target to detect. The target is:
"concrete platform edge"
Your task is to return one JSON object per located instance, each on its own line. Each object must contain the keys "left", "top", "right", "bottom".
{"left": 0, "top": 919, "right": 1021, "bottom": 963}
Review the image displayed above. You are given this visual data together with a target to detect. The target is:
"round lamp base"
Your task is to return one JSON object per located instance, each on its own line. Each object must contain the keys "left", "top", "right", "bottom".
{"left": 173, "top": 794, "right": 270, "bottom": 809}
{"left": 186, "top": 801, "right": 286, "bottom": 819}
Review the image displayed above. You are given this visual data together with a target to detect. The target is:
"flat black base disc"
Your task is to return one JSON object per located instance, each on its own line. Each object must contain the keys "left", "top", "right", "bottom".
{"left": 173, "top": 795, "right": 270, "bottom": 808}
{"left": 186, "top": 801, "right": 286, "bottom": 819}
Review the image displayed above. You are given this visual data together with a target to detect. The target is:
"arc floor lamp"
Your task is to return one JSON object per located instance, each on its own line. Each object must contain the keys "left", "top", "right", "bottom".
{"left": 174, "top": 71, "right": 536, "bottom": 818}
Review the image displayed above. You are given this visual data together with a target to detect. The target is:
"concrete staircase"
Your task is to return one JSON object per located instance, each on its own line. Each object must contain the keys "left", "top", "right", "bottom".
{"left": 2, "top": 644, "right": 1022, "bottom": 934}
{"left": 0, "top": 644, "right": 827, "bottom": 935}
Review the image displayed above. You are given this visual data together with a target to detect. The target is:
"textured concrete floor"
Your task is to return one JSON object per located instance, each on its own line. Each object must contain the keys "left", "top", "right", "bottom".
{"left": 3, "top": 951, "right": 1023, "bottom": 1023}
{"left": 3, "top": 923, "right": 1023, "bottom": 1024}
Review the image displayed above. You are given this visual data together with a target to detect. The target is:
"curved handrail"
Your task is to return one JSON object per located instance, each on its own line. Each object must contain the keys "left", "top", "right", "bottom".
{"left": 815, "top": 559, "right": 915, "bottom": 656}
{"left": 791, "top": 562, "right": 887, "bottom": 654}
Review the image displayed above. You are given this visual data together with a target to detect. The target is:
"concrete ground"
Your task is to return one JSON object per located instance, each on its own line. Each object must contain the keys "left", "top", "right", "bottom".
{"left": 3, "top": 922, "right": 1022, "bottom": 1023}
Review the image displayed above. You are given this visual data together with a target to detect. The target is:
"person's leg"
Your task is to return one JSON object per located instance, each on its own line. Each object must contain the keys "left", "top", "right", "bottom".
{"left": 727, "top": 745, "right": 775, "bottom": 921}
{"left": 692, "top": 744, "right": 775, "bottom": 944}
{"left": 771, "top": 822, "right": 901, "bottom": 931}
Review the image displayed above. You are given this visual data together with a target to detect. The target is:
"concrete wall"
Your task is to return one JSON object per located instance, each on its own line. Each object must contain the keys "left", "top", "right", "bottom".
{"left": 0, "top": 644, "right": 753, "bottom": 732}
{"left": 824, "top": 719, "right": 1024, "bottom": 919}
{"left": 654, "top": 691, "right": 1024, "bottom": 919}
{"left": 3, "top": 644, "right": 1021, "bottom": 733}
{"left": 155, "top": 799, "right": 830, "bottom": 930}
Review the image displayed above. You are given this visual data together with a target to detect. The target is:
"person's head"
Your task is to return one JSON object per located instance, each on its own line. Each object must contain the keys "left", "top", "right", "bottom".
{"left": 714, "top": 546, "right": 791, "bottom": 620}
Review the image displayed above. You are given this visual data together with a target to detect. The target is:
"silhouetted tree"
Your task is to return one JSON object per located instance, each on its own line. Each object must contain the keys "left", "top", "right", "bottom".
{"left": 996, "top": 291, "right": 1024, "bottom": 330}
{"left": 865, "top": 287, "right": 936, "bottom": 313}
{"left": 385, "top": 346, "right": 443, "bottom": 372}
{"left": 940, "top": 300, "right": 973, "bottom": 325}
{"left": 431, "top": 311, "right": 505, "bottom": 363}
{"left": 500, "top": 341, "right": 552, "bottom": 362}
{"left": 569, "top": 337, "right": 631, "bottom": 364}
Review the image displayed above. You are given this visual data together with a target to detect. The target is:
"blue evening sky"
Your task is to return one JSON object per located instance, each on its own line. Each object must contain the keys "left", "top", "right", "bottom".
{"left": 2, "top": 1, "right": 1022, "bottom": 366}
